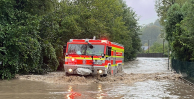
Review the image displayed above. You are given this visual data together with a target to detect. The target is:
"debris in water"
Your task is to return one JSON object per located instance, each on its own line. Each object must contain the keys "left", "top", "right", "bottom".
{"left": 18, "top": 72, "right": 182, "bottom": 85}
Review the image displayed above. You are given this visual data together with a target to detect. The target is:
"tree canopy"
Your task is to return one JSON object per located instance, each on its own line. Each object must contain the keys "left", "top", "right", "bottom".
{"left": 139, "top": 19, "right": 162, "bottom": 46}
{"left": 155, "top": 0, "right": 194, "bottom": 61}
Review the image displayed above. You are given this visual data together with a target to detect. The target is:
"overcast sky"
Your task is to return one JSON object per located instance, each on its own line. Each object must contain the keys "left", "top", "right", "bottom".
{"left": 124, "top": 0, "right": 158, "bottom": 25}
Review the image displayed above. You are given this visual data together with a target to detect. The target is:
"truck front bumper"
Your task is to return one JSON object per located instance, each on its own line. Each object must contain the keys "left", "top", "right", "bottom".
{"left": 64, "top": 64, "right": 107, "bottom": 75}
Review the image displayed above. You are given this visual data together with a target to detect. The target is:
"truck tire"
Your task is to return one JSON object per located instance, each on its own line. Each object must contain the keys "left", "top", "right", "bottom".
{"left": 117, "top": 64, "right": 123, "bottom": 73}
{"left": 107, "top": 65, "right": 111, "bottom": 75}
{"left": 102, "top": 74, "right": 107, "bottom": 77}
{"left": 65, "top": 72, "right": 70, "bottom": 76}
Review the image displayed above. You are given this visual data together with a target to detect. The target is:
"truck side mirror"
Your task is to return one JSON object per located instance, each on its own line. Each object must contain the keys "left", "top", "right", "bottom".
{"left": 108, "top": 46, "right": 112, "bottom": 56}
{"left": 88, "top": 43, "right": 93, "bottom": 49}
{"left": 101, "top": 54, "right": 105, "bottom": 58}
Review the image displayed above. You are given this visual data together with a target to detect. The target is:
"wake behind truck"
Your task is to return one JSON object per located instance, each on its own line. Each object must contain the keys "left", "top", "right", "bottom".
{"left": 63, "top": 37, "right": 124, "bottom": 76}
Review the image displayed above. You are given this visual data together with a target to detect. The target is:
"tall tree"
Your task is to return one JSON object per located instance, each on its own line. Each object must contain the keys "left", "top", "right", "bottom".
{"left": 140, "top": 20, "right": 162, "bottom": 46}
{"left": 155, "top": 0, "right": 187, "bottom": 25}
{"left": 0, "top": 0, "right": 59, "bottom": 79}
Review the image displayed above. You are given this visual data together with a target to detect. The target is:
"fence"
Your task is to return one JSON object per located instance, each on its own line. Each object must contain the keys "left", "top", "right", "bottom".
{"left": 171, "top": 59, "right": 194, "bottom": 78}
{"left": 137, "top": 53, "right": 166, "bottom": 57}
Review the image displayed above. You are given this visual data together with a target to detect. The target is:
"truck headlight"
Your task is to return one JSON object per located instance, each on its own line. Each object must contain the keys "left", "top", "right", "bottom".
{"left": 98, "top": 70, "right": 103, "bottom": 74}
{"left": 68, "top": 68, "right": 73, "bottom": 72}
{"left": 72, "top": 58, "right": 75, "bottom": 61}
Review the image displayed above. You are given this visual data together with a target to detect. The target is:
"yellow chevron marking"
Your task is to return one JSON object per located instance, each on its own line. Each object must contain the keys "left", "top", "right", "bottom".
{"left": 111, "top": 64, "right": 116, "bottom": 67}
{"left": 105, "top": 55, "right": 124, "bottom": 58}
{"left": 112, "top": 47, "right": 124, "bottom": 52}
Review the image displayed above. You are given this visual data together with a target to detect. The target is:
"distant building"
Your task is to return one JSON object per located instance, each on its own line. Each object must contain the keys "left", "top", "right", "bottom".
{"left": 141, "top": 46, "right": 149, "bottom": 51}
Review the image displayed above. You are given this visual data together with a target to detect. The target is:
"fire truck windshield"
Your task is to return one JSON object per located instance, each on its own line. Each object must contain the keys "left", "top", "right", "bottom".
{"left": 67, "top": 44, "right": 104, "bottom": 55}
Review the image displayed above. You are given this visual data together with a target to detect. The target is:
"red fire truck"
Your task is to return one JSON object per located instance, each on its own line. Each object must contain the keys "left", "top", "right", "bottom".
{"left": 63, "top": 37, "right": 124, "bottom": 76}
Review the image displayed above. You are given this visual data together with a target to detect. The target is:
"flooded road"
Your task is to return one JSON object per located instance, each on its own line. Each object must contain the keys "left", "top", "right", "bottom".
{"left": 124, "top": 58, "right": 169, "bottom": 74}
{"left": 1, "top": 58, "right": 194, "bottom": 99}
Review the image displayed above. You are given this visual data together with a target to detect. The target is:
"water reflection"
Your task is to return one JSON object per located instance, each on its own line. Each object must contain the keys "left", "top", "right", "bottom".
{"left": 66, "top": 85, "right": 81, "bottom": 99}
{"left": 97, "top": 84, "right": 104, "bottom": 99}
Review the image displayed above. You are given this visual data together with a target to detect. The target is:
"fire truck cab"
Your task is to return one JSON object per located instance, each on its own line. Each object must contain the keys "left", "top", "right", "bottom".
{"left": 63, "top": 38, "right": 124, "bottom": 76}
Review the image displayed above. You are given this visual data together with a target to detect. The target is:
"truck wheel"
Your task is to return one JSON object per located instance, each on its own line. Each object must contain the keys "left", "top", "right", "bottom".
{"left": 102, "top": 74, "right": 107, "bottom": 77}
{"left": 117, "top": 65, "right": 123, "bottom": 73}
{"left": 65, "top": 72, "right": 69, "bottom": 76}
{"left": 107, "top": 65, "right": 111, "bottom": 75}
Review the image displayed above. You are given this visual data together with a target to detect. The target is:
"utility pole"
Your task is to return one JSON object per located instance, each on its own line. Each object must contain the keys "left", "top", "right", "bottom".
{"left": 168, "top": 45, "right": 169, "bottom": 70}
{"left": 163, "top": 39, "right": 165, "bottom": 54}
{"left": 148, "top": 40, "right": 150, "bottom": 53}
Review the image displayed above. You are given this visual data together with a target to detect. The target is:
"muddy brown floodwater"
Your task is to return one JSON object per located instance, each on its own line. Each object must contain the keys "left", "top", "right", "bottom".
{"left": 1, "top": 58, "right": 194, "bottom": 99}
